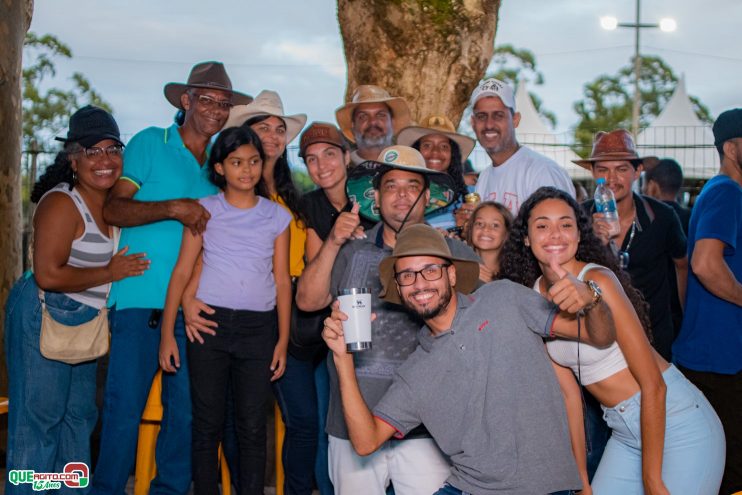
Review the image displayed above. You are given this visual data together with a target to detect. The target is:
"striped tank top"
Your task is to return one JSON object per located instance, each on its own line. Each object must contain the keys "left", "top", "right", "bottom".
{"left": 38, "top": 184, "right": 114, "bottom": 309}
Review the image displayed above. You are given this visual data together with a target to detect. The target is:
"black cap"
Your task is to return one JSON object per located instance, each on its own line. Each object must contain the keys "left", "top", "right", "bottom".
{"left": 712, "top": 108, "right": 742, "bottom": 147}
{"left": 55, "top": 105, "right": 122, "bottom": 148}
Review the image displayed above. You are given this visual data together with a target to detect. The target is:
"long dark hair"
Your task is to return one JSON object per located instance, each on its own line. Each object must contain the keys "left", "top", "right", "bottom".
{"left": 208, "top": 126, "right": 268, "bottom": 197}
{"left": 30, "top": 142, "right": 81, "bottom": 203}
{"left": 412, "top": 137, "right": 468, "bottom": 201}
{"left": 500, "top": 186, "right": 652, "bottom": 339}
{"left": 244, "top": 115, "right": 305, "bottom": 224}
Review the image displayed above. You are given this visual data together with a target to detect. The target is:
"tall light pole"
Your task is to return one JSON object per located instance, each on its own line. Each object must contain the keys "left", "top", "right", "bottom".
{"left": 601, "top": 0, "right": 676, "bottom": 137}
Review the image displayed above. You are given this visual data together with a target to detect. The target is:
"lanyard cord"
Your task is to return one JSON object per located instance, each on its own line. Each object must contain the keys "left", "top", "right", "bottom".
{"left": 623, "top": 219, "right": 637, "bottom": 252}
{"left": 386, "top": 188, "right": 428, "bottom": 237}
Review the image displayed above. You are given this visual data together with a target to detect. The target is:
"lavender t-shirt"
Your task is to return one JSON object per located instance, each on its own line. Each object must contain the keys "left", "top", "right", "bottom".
{"left": 196, "top": 193, "right": 291, "bottom": 311}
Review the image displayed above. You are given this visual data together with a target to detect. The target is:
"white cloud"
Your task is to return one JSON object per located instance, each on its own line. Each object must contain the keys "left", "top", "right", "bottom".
{"left": 261, "top": 37, "right": 346, "bottom": 78}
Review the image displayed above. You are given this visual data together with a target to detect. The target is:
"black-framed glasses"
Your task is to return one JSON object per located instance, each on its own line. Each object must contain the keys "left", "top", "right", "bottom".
{"left": 80, "top": 144, "right": 124, "bottom": 159}
{"left": 194, "top": 94, "right": 233, "bottom": 111}
{"left": 394, "top": 263, "right": 450, "bottom": 286}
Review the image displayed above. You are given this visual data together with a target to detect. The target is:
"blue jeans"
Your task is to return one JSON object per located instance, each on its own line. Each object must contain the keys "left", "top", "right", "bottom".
{"left": 92, "top": 308, "right": 191, "bottom": 495}
{"left": 592, "top": 365, "right": 725, "bottom": 494}
{"left": 272, "top": 354, "right": 319, "bottom": 495}
{"left": 5, "top": 273, "right": 99, "bottom": 495}
{"left": 433, "top": 483, "right": 575, "bottom": 495}
{"left": 314, "top": 355, "right": 332, "bottom": 495}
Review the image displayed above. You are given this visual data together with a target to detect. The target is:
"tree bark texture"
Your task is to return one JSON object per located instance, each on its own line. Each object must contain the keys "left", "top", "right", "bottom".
{"left": 0, "top": 0, "right": 34, "bottom": 396}
{"left": 338, "top": 0, "right": 500, "bottom": 127}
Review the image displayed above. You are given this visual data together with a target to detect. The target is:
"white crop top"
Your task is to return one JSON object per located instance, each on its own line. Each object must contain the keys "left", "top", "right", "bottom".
{"left": 535, "top": 263, "right": 627, "bottom": 385}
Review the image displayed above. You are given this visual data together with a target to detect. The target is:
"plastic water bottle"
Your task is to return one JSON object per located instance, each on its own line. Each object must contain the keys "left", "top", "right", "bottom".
{"left": 593, "top": 178, "right": 620, "bottom": 237}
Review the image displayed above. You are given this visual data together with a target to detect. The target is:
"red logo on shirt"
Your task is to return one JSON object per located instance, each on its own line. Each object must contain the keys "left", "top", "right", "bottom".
{"left": 478, "top": 320, "right": 490, "bottom": 332}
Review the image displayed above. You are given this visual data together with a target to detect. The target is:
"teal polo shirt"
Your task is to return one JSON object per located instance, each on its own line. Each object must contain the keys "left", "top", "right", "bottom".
{"left": 109, "top": 124, "right": 218, "bottom": 310}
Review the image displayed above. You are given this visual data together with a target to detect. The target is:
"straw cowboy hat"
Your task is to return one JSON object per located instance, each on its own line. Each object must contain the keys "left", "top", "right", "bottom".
{"left": 573, "top": 129, "right": 644, "bottom": 169}
{"left": 335, "top": 85, "right": 412, "bottom": 142}
{"left": 396, "top": 115, "right": 476, "bottom": 160}
{"left": 224, "top": 90, "right": 307, "bottom": 143}
{"left": 163, "top": 61, "right": 252, "bottom": 110}
{"left": 345, "top": 145, "right": 456, "bottom": 222}
{"left": 378, "top": 224, "right": 480, "bottom": 305}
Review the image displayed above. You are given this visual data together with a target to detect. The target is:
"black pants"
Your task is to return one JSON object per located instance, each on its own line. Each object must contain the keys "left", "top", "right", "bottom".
{"left": 678, "top": 365, "right": 742, "bottom": 495}
{"left": 188, "top": 306, "right": 277, "bottom": 495}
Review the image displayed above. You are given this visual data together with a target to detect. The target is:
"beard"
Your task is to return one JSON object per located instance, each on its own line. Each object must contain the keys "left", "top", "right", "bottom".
{"left": 354, "top": 125, "right": 393, "bottom": 150}
{"left": 401, "top": 284, "right": 453, "bottom": 320}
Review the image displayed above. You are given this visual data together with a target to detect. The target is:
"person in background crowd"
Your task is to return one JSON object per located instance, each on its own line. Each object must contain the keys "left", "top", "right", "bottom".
{"left": 673, "top": 108, "right": 742, "bottom": 494}
{"left": 335, "top": 85, "right": 411, "bottom": 166}
{"left": 464, "top": 201, "right": 513, "bottom": 282}
{"left": 573, "top": 182, "right": 589, "bottom": 204}
{"left": 462, "top": 159, "right": 479, "bottom": 188}
{"left": 296, "top": 146, "right": 477, "bottom": 494}
{"left": 642, "top": 157, "right": 691, "bottom": 336}
{"left": 5, "top": 106, "right": 148, "bottom": 495}
{"left": 502, "top": 187, "right": 724, "bottom": 495}
{"left": 396, "top": 115, "right": 475, "bottom": 231}
{"left": 159, "top": 126, "right": 291, "bottom": 495}
{"left": 95, "top": 62, "right": 250, "bottom": 495}
{"left": 322, "top": 223, "right": 616, "bottom": 495}
{"left": 471, "top": 78, "right": 575, "bottom": 215}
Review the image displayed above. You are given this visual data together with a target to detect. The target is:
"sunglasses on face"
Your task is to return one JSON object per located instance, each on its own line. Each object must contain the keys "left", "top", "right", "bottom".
{"left": 77, "top": 144, "right": 124, "bottom": 160}
{"left": 194, "top": 94, "right": 233, "bottom": 111}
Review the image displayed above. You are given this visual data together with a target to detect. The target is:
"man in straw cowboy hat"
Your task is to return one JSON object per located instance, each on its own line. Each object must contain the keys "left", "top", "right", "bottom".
{"left": 576, "top": 129, "right": 687, "bottom": 363}
{"left": 673, "top": 108, "right": 742, "bottom": 494}
{"left": 95, "top": 61, "right": 250, "bottom": 495}
{"left": 296, "top": 146, "right": 477, "bottom": 494}
{"left": 336, "top": 84, "right": 412, "bottom": 166}
{"left": 321, "top": 224, "right": 616, "bottom": 495}
{"left": 470, "top": 78, "right": 575, "bottom": 216}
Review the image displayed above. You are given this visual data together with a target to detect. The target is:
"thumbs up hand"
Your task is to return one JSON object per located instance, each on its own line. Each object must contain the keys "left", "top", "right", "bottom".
{"left": 330, "top": 201, "right": 362, "bottom": 247}
{"left": 546, "top": 257, "right": 594, "bottom": 315}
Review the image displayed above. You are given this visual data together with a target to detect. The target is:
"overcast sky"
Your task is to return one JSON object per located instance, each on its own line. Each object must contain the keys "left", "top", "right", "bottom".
{"left": 29, "top": 0, "right": 742, "bottom": 146}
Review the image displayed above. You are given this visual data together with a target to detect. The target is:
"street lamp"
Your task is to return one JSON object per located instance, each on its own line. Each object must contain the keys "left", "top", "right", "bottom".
{"left": 600, "top": 0, "right": 676, "bottom": 137}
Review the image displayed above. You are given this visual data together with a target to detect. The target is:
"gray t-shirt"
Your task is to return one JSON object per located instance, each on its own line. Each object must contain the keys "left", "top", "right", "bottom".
{"left": 327, "top": 222, "right": 478, "bottom": 440}
{"left": 374, "top": 281, "right": 581, "bottom": 495}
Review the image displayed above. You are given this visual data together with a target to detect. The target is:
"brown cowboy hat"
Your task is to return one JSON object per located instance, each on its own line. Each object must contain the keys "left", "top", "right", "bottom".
{"left": 163, "top": 61, "right": 252, "bottom": 110}
{"left": 335, "top": 85, "right": 412, "bottom": 143}
{"left": 378, "top": 224, "right": 479, "bottom": 305}
{"left": 396, "top": 115, "right": 476, "bottom": 160}
{"left": 573, "top": 129, "right": 644, "bottom": 169}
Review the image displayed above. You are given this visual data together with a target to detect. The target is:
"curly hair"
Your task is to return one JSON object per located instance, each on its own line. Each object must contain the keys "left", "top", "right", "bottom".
{"left": 500, "top": 186, "right": 653, "bottom": 339}
{"left": 30, "top": 142, "right": 82, "bottom": 203}
{"left": 411, "top": 137, "right": 468, "bottom": 202}
{"left": 243, "top": 115, "right": 306, "bottom": 225}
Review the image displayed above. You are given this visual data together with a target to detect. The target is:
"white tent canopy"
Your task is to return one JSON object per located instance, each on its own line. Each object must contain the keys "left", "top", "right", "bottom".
{"left": 637, "top": 76, "right": 718, "bottom": 179}
{"left": 513, "top": 80, "right": 591, "bottom": 180}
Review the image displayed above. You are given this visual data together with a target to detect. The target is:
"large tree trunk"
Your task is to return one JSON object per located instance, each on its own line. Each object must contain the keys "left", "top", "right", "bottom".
{"left": 0, "top": 0, "right": 34, "bottom": 398}
{"left": 338, "top": 0, "right": 500, "bottom": 126}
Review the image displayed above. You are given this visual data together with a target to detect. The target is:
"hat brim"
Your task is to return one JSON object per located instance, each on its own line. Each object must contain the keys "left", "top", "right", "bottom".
{"left": 336, "top": 97, "right": 412, "bottom": 142}
{"left": 55, "top": 133, "right": 124, "bottom": 148}
{"left": 572, "top": 153, "right": 644, "bottom": 170}
{"left": 163, "top": 83, "right": 253, "bottom": 111}
{"left": 223, "top": 107, "right": 307, "bottom": 144}
{"left": 378, "top": 253, "right": 480, "bottom": 305}
{"left": 346, "top": 161, "right": 455, "bottom": 223}
{"left": 396, "top": 127, "right": 476, "bottom": 160}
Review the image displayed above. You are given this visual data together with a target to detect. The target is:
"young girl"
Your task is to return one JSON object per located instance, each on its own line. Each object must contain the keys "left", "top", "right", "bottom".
{"left": 465, "top": 201, "right": 512, "bottom": 282}
{"left": 159, "top": 126, "right": 291, "bottom": 495}
{"left": 501, "top": 187, "right": 725, "bottom": 495}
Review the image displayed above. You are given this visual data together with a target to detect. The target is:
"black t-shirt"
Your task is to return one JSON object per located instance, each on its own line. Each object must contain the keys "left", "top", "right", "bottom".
{"left": 583, "top": 193, "right": 687, "bottom": 360}
{"left": 665, "top": 200, "right": 691, "bottom": 235}
{"left": 301, "top": 188, "right": 376, "bottom": 242}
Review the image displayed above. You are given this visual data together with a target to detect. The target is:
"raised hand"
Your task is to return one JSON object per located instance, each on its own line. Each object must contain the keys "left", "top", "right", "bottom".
{"left": 329, "top": 202, "right": 361, "bottom": 247}
{"left": 547, "top": 258, "right": 594, "bottom": 314}
{"left": 107, "top": 246, "right": 150, "bottom": 281}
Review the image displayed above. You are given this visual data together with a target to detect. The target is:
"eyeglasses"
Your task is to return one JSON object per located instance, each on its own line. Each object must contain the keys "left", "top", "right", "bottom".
{"left": 78, "top": 144, "right": 124, "bottom": 159}
{"left": 394, "top": 263, "right": 450, "bottom": 286}
{"left": 194, "top": 94, "right": 233, "bottom": 111}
